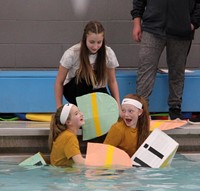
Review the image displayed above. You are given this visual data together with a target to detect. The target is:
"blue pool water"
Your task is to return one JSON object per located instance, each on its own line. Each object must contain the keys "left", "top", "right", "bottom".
{"left": 0, "top": 154, "right": 200, "bottom": 191}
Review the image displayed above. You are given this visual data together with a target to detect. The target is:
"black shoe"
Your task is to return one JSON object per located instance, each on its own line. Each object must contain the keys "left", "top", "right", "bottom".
{"left": 169, "top": 108, "right": 182, "bottom": 120}
{"left": 188, "top": 116, "right": 200, "bottom": 125}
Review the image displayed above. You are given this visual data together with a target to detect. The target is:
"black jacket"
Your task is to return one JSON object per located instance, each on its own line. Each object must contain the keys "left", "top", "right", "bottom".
{"left": 131, "top": 0, "right": 200, "bottom": 40}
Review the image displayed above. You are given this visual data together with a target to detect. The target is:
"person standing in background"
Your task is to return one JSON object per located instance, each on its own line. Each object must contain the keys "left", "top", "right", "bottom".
{"left": 54, "top": 20, "right": 120, "bottom": 109}
{"left": 131, "top": 0, "right": 200, "bottom": 120}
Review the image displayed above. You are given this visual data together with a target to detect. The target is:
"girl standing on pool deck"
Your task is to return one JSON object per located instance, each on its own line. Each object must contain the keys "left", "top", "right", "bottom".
{"left": 54, "top": 20, "right": 120, "bottom": 109}
{"left": 48, "top": 103, "right": 85, "bottom": 166}
{"left": 104, "top": 94, "right": 150, "bottom": 157}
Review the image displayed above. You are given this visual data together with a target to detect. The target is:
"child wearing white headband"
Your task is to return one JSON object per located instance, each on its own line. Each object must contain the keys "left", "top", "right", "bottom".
{"left": 48, "top": 103, "right": 85, "bottom": 166}
{"left": 104, "top": 94, "right": 150, "bottom": 157}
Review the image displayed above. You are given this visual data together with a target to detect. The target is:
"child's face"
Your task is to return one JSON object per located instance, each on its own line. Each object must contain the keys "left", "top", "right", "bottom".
{"left": 121, "top": 104, "right": 143, "bottom": 128}
{"left": 86, "top": 31, "right": 104, "bottom": 54}
{"left": 69, "top": 105, "right": 85, "bottom": 128}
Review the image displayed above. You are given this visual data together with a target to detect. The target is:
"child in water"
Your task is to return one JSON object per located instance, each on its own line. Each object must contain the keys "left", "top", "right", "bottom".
{"left": 48, "top": 103, "right": 85, "bottom": 166}
{"left": 104, "top": 94, "right": 150, "bottom": 157}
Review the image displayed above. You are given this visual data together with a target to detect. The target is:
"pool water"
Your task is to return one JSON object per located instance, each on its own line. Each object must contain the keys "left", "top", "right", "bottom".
{"left": 0, "top": 154, "right": 200, "bottom": 191}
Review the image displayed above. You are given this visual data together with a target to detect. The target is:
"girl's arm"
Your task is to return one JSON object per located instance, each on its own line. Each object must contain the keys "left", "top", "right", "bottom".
{"left": 107, "top": 68, "right": 121, "bottom": 109}
{"left": 72, "top": 154, "right": 85, "bottom": 165}
{"left": 54, "top": 65, "right": 69, "bottom": 109}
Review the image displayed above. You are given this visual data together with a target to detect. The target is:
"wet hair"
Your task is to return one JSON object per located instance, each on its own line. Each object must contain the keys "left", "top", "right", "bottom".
{"left": 123, "top": 94, "right": 150, "bottom": 149}
{"left": 48, "top": 105, "right": 71, "bottom": 151}
{"left": 76, "top": 20, "right": 107, "bottom": 87}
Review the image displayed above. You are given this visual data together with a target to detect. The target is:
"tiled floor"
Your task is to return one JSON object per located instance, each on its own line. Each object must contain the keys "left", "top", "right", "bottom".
{"left": 1, "top": 120, "right": 200, "bottom": 136}
{"left": 0, "top": 121, "right": 50, "bottom": 136}
{"left": 0, "top": 120, "right": 200, "bottom": 160}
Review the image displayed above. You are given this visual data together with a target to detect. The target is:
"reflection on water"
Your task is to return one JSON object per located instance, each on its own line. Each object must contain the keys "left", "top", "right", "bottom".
{"left": 0, "top": 154, "right": 200, "bottom": 191}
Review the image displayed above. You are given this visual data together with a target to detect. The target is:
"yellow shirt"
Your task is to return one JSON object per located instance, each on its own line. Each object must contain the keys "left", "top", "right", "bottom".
{"left": 104, "top": 120, "right": 138, "bottom": 157}
{"left": 50, "top": 130, "right": 80, "bottom": 166}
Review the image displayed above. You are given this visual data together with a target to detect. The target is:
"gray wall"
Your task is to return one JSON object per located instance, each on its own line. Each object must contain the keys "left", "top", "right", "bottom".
{"left": 0, "top": 0, "right": 200, "bottom": 70}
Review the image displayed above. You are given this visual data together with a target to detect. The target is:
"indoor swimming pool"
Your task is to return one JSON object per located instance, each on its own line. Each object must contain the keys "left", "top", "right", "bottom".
{"left": 0, "top": 153, "right": 200, "bottom": 191}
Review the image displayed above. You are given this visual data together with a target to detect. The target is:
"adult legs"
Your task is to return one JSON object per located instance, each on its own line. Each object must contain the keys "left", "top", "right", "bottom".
{"left": 136, "top": 31, "right": 166, "bottom": 103}
{"left": 166, "top": 39, "right": 191, "bottom": 119}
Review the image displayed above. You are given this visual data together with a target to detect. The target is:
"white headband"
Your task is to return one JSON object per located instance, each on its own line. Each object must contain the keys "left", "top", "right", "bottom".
{"left": 60, "top": 103, "right": 73, "bottom": 125}
{"left": 121, "top": 98, "right": 142, "bottom": 109}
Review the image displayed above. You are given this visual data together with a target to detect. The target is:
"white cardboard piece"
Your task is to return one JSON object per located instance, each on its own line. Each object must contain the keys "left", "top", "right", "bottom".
{"left": 131, "top": 128, "right": 179, "bottom": 168}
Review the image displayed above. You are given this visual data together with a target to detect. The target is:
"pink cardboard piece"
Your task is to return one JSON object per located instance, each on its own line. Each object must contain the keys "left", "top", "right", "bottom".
{"left": 85, "top": 143, "right": 132, "bottom": 167}
{"left": 150, "top": 120, "right": 188, "bottom": 131}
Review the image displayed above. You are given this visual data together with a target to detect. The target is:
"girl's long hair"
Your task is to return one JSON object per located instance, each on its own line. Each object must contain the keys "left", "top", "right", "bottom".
{"left": 48, "top": 105, "right": 70, "bottom": 151}
{"left": 124, "top": 94, "right": 150, "bottom": 149}
{"left": 76, "top": 20, "right": 107, "bottom": 87}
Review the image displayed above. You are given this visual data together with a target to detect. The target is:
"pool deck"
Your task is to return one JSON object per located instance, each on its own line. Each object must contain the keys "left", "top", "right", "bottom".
{"left": 0, "top": 120, "right": 200, "bottom": 162}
